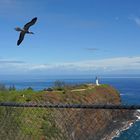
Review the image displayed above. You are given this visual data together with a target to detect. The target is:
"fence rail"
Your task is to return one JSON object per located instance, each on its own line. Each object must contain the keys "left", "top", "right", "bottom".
{"left": 0, "top": 102, "right": 140, "bottom": 140}
{"left": 0, "top": 102, "right": 140, "bottom": 109}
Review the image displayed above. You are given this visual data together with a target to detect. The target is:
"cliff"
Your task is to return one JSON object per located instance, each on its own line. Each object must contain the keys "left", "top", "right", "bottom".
{"left": 32, "top": 84, "right": 121, "bottom": 104}
{"left": 0, "top": 84, "right": 137, "bottom": 140}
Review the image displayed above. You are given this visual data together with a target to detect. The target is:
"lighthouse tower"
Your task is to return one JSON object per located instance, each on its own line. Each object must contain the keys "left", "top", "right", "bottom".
{"left": 95, "top": 76, "right": 100, "bottom": 86}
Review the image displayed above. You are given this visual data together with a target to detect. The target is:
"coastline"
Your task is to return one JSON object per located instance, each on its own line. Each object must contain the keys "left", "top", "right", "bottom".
{"left": 102, "top": 110, "right": 140, "bottom": 140}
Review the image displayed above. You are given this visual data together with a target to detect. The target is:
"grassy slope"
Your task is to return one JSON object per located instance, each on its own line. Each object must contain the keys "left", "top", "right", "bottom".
{"left": 0, "top": 84, "right": 120, "bottom": 104}
{"left": 0, "top": 84, "right": 122, "bottom": 140}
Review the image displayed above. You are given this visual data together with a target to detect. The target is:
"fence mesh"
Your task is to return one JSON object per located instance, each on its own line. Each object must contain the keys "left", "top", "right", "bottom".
{"left": 0, "top": 103, "right": 139, "bottom": 140}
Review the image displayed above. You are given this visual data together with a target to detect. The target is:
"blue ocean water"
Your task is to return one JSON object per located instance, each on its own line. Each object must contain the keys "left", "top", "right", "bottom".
{"left": 0, "top": 76, "right": 140, "bottom": 139}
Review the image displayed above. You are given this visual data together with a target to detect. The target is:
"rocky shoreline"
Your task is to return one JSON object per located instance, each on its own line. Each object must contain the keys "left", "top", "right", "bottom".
{"left": 102, "top": 110, "right": 140, "bottom": 140}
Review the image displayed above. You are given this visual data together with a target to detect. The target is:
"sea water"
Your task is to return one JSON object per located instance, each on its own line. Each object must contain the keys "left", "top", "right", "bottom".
{"left": 1, "top": 76, "right": 140, "bottom": 139}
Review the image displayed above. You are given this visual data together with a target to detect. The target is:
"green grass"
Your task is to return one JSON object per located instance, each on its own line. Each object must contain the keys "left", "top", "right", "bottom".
{"left": 0, "top": 83, "right": 120, "bottom": 139}
{"left": 0, "top": 89, "right": 41, "bottom": 102}
{"left": 98, "top": 84, "right": 109, "bottom": 88}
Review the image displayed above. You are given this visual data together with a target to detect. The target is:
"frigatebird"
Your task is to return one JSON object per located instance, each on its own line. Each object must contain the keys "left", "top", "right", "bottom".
{"left": 15, "top": 17, "right": 37, "bottom": 46}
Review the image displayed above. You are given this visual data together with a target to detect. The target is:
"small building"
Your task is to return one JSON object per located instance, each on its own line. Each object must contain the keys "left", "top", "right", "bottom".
{"left": 95, "top": 76, "right": 100, "bottom": 86}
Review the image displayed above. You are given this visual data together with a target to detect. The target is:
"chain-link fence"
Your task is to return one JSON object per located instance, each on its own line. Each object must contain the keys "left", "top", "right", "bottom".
{"left": 0, "top": 103, "right": 139, "bottom": 140}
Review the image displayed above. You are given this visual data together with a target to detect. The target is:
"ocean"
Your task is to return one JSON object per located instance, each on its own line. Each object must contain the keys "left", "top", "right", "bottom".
{"left": 1, "top": 76, "right": 140, "bottom": 139}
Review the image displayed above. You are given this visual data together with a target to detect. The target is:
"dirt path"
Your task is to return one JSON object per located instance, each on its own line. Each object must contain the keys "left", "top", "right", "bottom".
{"left": 71, "top": 86, "right": 95, "bottom": 92}
{"left": 71, "top": 89, "right": 87, "bottom": 92}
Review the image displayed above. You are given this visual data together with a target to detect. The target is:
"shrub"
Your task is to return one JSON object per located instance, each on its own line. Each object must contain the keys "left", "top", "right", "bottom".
{"left": 46, "top": 88, "right": 53, "bottom": 91}
{"left": 9, "top": 85, "right": 16, "bottom": 91}
{"left": 54, "top": 80, "right": 65, "bottom": 90}
{"left": 27, "top": 87, "right": 33, "bottom": 91}
{"left": 0, "top": 83, "right": 8, "bottom": 91}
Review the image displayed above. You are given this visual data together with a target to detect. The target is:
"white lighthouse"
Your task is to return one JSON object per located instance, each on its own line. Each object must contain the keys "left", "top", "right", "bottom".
{"left": 95, "top": 76, "right": 100, "bottom": 86}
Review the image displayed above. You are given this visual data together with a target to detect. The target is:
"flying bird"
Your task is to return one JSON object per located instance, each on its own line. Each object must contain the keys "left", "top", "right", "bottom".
{"left": 15, "top": 17, "right": 37, "bottom": 46}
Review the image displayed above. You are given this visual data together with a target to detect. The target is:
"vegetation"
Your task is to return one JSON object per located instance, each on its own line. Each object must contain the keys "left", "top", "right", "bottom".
{"left": 27, "top": 86, "right": 33, "bottom": 91}
{"left": 46, "top": 87, "right": 53, "bottom": 91}
{"left": 9, "top": 85, "right": 16, "bottom": 91}
{"left": 0, "top": 82, "right": 122, "bottom": 140}
{"left": 0, "top": 83, "right": 8, "bottom": 92}
{"left": 53, "top": 80, "right": 66, "bottom": 90}
{"left": 0, "top": 82, "right": 118, "bottom": 103}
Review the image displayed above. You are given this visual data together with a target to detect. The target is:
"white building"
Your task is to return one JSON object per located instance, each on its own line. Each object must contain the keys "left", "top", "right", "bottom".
{"left": 95, "top": 76, "right": 100, "bottom": 86}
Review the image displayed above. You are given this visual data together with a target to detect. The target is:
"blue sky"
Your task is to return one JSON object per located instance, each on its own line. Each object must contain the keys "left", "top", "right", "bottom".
{"left": 0, "top": 0, "right": 140, "bottom": 76}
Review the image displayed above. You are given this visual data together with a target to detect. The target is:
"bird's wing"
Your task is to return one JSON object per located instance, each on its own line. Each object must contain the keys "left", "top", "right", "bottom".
{"left": 23, "top": 17, "right": 37, "bottom": 30}
{"left": 17, "top": 32, "right": 25, "bottom": 46}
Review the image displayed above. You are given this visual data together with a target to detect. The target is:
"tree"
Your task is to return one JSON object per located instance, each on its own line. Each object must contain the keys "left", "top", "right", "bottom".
{"left": 54, "top": 80, "right": 65, "bottom": 90}
{"left": 0, "top": 83, "right": 7, "bottom": 91}
{"left": 9, "top": 85, "right": 16, "bottom": 91}
{"left": 46, "top": 88, "right": 53, "bottom": 91}
{"left": 27, "top": 87, "right": 33, "bottom": 91}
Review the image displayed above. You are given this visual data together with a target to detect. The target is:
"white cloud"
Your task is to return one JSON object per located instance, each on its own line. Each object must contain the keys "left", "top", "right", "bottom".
{"left": 0, "top": 56, "right": 140, "bottom": 74}
{"left": 129, "top": 15, "right": 140, "bottom": 26}
{"left": 0, "top": 60, "right": 24, "bottom": 64}
{"left": 133, "top": 17, "right": 140, "bottom": 26}
{"left": 85, "top": 47, "right": 98, "bottom": 51}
